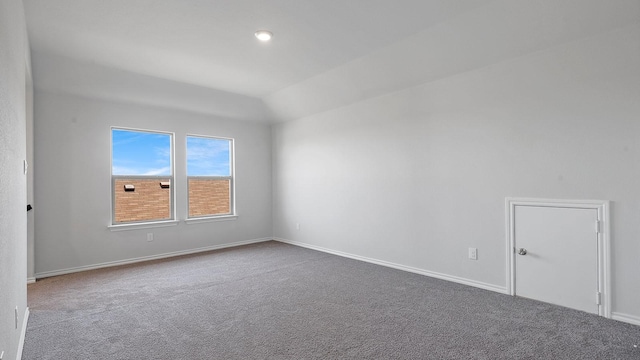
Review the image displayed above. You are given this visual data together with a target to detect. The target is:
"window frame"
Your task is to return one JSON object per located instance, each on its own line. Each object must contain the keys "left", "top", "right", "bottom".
{"left": 110, "top": 126, "right": 176, "bottom": 226}
{"left": 185, "top": 134, "right": 235, "bottom": 220}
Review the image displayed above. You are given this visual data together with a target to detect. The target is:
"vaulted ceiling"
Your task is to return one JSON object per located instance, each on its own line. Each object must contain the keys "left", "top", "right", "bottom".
{"left": 24, "top": 1, "right": 484, "bottom": 94}
{"left": 23, "top": 1, "right": 639, "bottom": 122}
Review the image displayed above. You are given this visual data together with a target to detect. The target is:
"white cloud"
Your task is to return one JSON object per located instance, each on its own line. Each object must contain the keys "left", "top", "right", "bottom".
{"left": 112, "top": 165, "right": 138, "bottom": 175}
{"left": 143, "top": 166, "right": 172, "bottom": 176}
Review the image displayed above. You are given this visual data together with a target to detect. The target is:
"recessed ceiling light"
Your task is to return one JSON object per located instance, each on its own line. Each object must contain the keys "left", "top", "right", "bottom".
{"left": 255, "top": 30, "right": 273, "bottom": 42}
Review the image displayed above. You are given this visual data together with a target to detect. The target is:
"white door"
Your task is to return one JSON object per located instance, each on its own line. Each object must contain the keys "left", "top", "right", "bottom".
{"left": 514, "top": 205, "right": 599, "bottom": 314}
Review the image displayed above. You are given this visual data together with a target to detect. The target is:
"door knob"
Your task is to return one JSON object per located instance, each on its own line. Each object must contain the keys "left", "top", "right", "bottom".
{"left": 518, "top": 248, "right": 527, "bottom": 255}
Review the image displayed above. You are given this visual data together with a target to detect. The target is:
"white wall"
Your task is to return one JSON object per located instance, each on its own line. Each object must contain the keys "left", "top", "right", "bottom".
{"left": 26, "top": 68, "right": 35, "bottom": 283}
{"left": 0, "top": 0, "right": 29, "bottom": 358}
{"left": 272, "top": 9, "right": 640, "bottom": 321}
{"left": 34, "top": 91, "right": 272, "bottom": 276}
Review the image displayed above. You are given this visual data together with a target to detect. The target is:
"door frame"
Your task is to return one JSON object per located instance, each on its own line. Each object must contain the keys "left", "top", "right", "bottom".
{"left": 505, "top": 197, "right": 611, "bottom": 318}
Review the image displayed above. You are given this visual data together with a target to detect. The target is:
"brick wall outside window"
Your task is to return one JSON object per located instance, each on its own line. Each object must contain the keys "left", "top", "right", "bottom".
{"left": 188, "top": 178, "right": 231, "bottom": 217}
{"left": 114, "top": 178, "right": 231, "bottom": 222}
{"left": 114, "top": 178, "right": 171, "bottom": 223}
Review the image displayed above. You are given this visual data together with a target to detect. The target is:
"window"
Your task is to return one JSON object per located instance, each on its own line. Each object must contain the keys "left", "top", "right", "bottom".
{"left": 111, "top": 128, "right": 174, "bottom": 224}
{"left": 187, "top": 135, "right": 234, "bottom": 218}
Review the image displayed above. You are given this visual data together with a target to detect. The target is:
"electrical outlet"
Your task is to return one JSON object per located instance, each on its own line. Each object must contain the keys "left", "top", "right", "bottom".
{"left": 15, "top": 307, "right": 18, "bottom": 329}
{"left": 147, "top": 233, "right": 153, "bottom": 242}
{"left": 296, "top": 223, "right": 300, "bottom": 230}
{"left": 468, "top": 248, "right": 478, "bottom": 260}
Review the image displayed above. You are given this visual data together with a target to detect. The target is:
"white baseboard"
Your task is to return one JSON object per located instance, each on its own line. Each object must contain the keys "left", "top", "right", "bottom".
{"left": 35, "top": 237, "right": 273, "bottom": 279}
{"left": 611, "top": 312, "right": 640, "bottom": 326}
{"left": 17, "top": 307, "right": 29, "bottom": 360}
{"left": 274, "top": 238, "right": 508, "bottom": 295}
{"left": 26, "top": 277, "right": 36, "bottom": 284}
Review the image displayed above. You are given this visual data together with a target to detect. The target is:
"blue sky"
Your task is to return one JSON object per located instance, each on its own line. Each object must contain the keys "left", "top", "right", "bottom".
{"left": 187, "top": 136, "right": 231, "bottom": 176}
{"left": 112, "top": 129, "right": 172, "bottom": 175}
{"left": 112, "top": 129, "right": 230, "bottom": 176}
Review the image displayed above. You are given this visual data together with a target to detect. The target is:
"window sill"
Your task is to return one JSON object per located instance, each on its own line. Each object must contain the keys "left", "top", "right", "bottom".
{"left": 108, "top": 220, "right": 180, "bottom": 232}
{"left": 184, "top": 215, "right": 238, "bottom": 224}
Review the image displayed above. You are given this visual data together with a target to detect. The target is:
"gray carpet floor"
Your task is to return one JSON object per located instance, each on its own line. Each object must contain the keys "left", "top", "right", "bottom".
{"left": 23, "top": 241, "right": 640, "bottom": 359}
